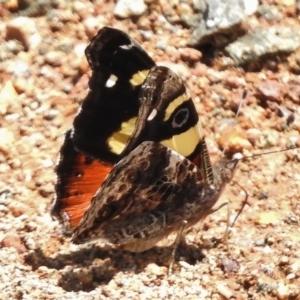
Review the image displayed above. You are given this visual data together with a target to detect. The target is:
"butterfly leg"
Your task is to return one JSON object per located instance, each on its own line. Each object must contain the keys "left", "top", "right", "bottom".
{"left": 206, "top": 201, "right": 232, "bottom": 251}
{"left": 208, "top": 201, "right": 228, "bottom": 214}
{"left": 168, "top": 220, "right": 188, "bottom": 276}
{"left": 223, "top": 181, "right": 249, "bottom": 252}
{"left": 229, "top": 181, "right": 249, "bottom": 230}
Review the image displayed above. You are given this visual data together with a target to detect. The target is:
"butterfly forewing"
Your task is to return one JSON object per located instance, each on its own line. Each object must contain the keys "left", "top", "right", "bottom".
{"left": 121, "top": 66, "right": 206, "bottom": 167}
{"left": 52, "top": 130, "right": 113, "bottom": 230}
{"left": 73, "top": 27, "right": 155, "bottom": 162}
{"left": 52, "top": 27, "right": 155, "bottom": 229}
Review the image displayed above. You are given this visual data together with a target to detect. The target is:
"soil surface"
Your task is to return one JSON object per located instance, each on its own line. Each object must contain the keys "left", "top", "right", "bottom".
{"left": 1, "top": 0, "right": 300, "bottom": 299}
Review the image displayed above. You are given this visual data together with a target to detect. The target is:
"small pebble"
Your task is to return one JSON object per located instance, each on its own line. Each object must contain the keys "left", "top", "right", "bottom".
{"left": 0, "top": 128, "right": 15, "bottom": 155}
{"left": 277, "top": 282, "right": 289, "bottom": 299}
{"left": 145, "top": 263, "right": 167, "bottom": 276}
{"left": 114, "top": 0, "right": 147, "bottom": 18}
{"left": 216, "top": 283, "right": 234, "bottom": 299}
{"left": 0, "top": 234, "right": 27, "bottom": 254}
{"left": 5, "top": 17, "right": 41, "bottom": 50}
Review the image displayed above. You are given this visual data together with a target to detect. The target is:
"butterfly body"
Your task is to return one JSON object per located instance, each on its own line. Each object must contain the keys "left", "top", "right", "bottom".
{"left": 52, "top": 27, "right": 237, "bottom": 252}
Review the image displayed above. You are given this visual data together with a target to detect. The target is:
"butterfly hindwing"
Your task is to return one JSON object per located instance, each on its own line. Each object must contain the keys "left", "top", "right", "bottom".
{"left": 72, "top": 142, "right": 238, "bottom": 252}
{"left": 72, "top": 141, "right": 206, "bottom": 251}
{"left": 72, "top": 141, "right": 237, "bottom": 252}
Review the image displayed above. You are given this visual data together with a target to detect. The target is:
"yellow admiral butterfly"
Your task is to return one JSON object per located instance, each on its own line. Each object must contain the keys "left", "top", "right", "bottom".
{"left": 51, "top": 27, "right": 238, "bottom": 252}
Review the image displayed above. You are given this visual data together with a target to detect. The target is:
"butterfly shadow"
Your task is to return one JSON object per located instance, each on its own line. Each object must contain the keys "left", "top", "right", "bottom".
{"left": 25, "top": 241, "right": 206, "bottom": 292}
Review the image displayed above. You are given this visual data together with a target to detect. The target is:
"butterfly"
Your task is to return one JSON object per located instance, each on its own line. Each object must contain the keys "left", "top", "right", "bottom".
{"left": 51, "top": 27, "right": 238, "bottom": 252}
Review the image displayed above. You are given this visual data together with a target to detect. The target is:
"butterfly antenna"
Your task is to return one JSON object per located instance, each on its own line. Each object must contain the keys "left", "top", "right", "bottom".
{"left": 242, "top": 145, "right": 300, "bottom": 160}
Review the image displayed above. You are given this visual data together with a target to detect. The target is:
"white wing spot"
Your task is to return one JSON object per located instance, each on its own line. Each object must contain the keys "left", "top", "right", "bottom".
{"left": 120, "top": 44, "right": 133, "bottom": 50}
{"left": 105, "top": 74, "right": 118, "bottom": 88}
{"left": 147, "top": 109, "right": 157, "bottom": 121}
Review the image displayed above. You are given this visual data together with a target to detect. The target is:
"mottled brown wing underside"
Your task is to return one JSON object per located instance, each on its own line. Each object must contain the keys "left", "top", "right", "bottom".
{"left": 72, "top": 141, "right": 207, "bottom": 250}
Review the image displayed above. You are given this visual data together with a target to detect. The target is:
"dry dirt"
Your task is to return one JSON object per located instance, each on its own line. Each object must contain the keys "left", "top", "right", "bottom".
{"left": 1, "top": 0, "right": 300, "bottom": 299}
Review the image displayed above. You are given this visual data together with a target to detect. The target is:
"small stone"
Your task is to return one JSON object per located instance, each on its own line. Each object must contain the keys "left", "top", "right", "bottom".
{"left": 44, "top": 51, "right": 65, "bottom": 67}
{"left": 246, "top": 128, "right": 262, "bottom": 145}
{"left": 145, "top": 263, "right": 167, "bottom": 276}
{"left": 156, "top": 40, "right": 168, "bottom": 51}
{"left": 257, "top": 212, "right": 281, "bottom": 225}
{"left": 5, "top": 0, "right": 18, "bottom": 11}
{"left": 41, "top": 159, "right": 54, "bottom": 168}
{"left": 0, "top": 40, "right": 24, "bottom": 61}
{"left": 256, "top": 80, "right": 282, "bottom": 101}
{"left": 276, "top": 0, "right": 296, "bottom": 6}
{"left": 114, "top": 0, "right": 147, "bottom": 18}
{"left": 25, "top": 221, "right": 37, "bottom": 231}
{"left": 84, "top": 17, "right": 100, "bottom": 39}
{"left": 0, "top": 234, "right": 27, "bottom": 254}
{"left": 290, "top": 261, "right": 300, "bottom": 272}
{"left": 254, "top": 238, "right": 266, "bottom": 247}
{"left": 5, "top": 17, "right": 41, "bottom": 50}
{"left": 286, "top": 273, "right": 296, "bottom": 281}
{"left": 217, "top": 123, "right": 252, "bottom": 153}
{"left": 216, "top": 283, "right": 234, "bottom": 299}
{"left": 179, "top": 47, "right": 202, "bottom": 63}
{"left": 0, "top": 205, "right": 9, "bottom": 213}
{"left": 279, "top": 256, "right": 289, "bottom": 266}
{"left": 0, "top": 128, "right": 15, "bottom": 155}
{"left": 277, "top": 282, "right": 289, "bottom": 299}
{"left": 10, "top": 60, "right": 31, "bottom": 78}
{"left": 13, "top": 78, "right": 29, "bottom": 94}
{"left": 221, "top": 257, "right": 239, "bottom": 273}
{"left": 43, "top": 109, "right": 58, "bottom": 121}
{"left": 73, "top": 267, "right": 93, "bottom": 284}
{"left": 178, "top": 261, "right": 192, "bottom": 269}
{"left": 37, "top": 266, "right": 50, "bottom": 274}
{"left": 140, "top": 30, "right": 153, "bottom": 41}
{"left": 0, "top": 81, "right": 18, "bottom": 115}
{"left": 24, "top": 238, "right": 37, "bottom": 250}
{"left": 39, "top": 183, "right": 54, "bottom": 198}
{"left": 226, "top": 26, "right": 300, "bottom": 65}
{"left": 287, "top": 48, "right": 300, "bottom": 74}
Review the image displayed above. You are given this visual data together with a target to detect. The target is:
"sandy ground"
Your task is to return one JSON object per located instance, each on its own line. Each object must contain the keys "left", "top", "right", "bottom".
{"left": 1, "top": 0, "right": 300, "bottom": 299}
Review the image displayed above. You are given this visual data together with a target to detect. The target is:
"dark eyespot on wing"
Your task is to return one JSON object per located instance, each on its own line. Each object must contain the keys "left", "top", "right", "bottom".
{"left": 172, "top": 107, "right": 190, "bottom": 128}
{"left": 120, "top": 66, "right": 199, "bottom": 158}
